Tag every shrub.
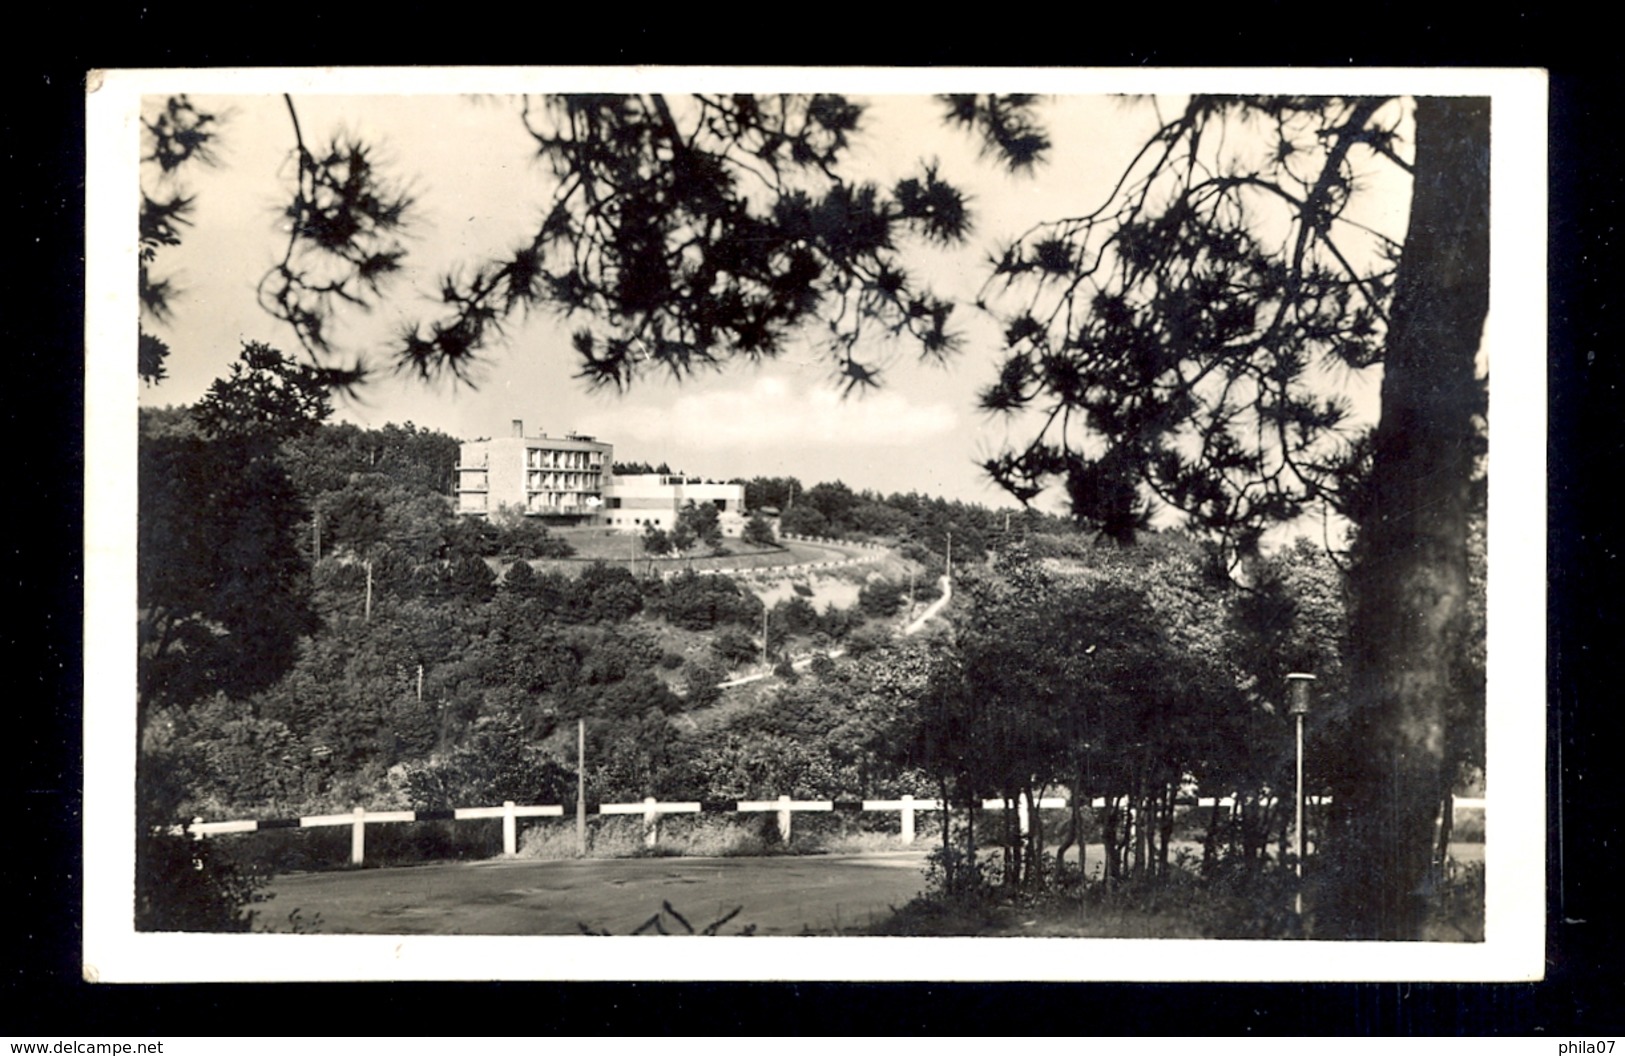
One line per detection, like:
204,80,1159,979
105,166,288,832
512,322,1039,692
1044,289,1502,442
858,578,906,617
816,604,863,641
780,505,829,537
742,513,778,547
496,517,575,559
136,828,268,931
503,559,536,592
405,715,575,810
843,623,894,658
594,671,686,720
682,659,727,710
135,743,270,931
656,570,758,630
711,627,760,666
573,562,643,621
773,594,820,636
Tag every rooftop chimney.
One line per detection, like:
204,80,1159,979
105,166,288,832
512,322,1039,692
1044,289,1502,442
511,419,524,438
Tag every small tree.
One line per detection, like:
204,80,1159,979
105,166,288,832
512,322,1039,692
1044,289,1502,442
742,512,778,548
669,520,698,564
682,658,727,711
858,578,907,618
192,341,334,442
642,523,673,562
711,627,760,668
502,559,536,593
780,505,829,537
676,500,726,553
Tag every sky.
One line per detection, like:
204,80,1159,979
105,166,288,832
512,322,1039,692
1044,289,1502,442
129,77,1403,512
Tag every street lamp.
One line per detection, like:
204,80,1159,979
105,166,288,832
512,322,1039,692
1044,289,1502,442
1286,672,1315,917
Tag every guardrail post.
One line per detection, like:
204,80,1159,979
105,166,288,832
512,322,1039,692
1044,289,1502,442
644,796,659,848
900,795,915,845
503,800,517,856
351,806,366,866
778,794,792,844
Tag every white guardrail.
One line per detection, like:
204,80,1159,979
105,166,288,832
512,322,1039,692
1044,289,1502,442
173,795,1486,867
662,534,886,582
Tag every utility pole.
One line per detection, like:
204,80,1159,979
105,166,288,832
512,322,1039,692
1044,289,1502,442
576,719,587,858
762,606,770,667
945,529,953,581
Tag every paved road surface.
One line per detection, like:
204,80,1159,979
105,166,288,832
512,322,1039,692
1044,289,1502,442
260,842,1484,936
262,852,931,936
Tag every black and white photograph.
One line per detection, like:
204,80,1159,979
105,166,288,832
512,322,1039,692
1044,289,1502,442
82,67,1548,983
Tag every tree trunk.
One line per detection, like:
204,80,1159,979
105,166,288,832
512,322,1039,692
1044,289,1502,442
1001,793,1018,892
965,798,976,887
1025,786,1044,888
1202,798,1222,877
1102,799,1119,889
1157,784,1174,878
1133,795,1148,878
1323,97,1490,940
1435,791,1455,880
1057,775,1081,879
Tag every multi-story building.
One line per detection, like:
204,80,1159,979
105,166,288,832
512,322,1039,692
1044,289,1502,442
454,422,747,533
455,420,612,524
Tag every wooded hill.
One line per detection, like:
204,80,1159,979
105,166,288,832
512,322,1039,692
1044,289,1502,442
138,400,1079,826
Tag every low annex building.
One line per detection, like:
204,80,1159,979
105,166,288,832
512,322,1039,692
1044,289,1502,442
603,473,746,535
455,420,745,534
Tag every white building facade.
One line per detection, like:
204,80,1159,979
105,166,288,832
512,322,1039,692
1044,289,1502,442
456,421,612,523
602,474,747,536
455,422,745,533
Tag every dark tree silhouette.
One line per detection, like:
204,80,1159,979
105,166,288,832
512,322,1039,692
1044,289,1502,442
137,428,319,722
138,342,335,721
140,94,413,390
139,95,222,384
256,94,414,389
960,94,1489,939
392,94,971,391
192,341,334,442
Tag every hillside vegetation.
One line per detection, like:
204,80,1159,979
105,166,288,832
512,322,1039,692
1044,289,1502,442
139,408,1057,833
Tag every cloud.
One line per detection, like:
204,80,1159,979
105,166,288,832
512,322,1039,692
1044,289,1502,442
580,376,958,452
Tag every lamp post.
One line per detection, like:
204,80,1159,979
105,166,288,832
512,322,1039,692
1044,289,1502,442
1286,672,1315,917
